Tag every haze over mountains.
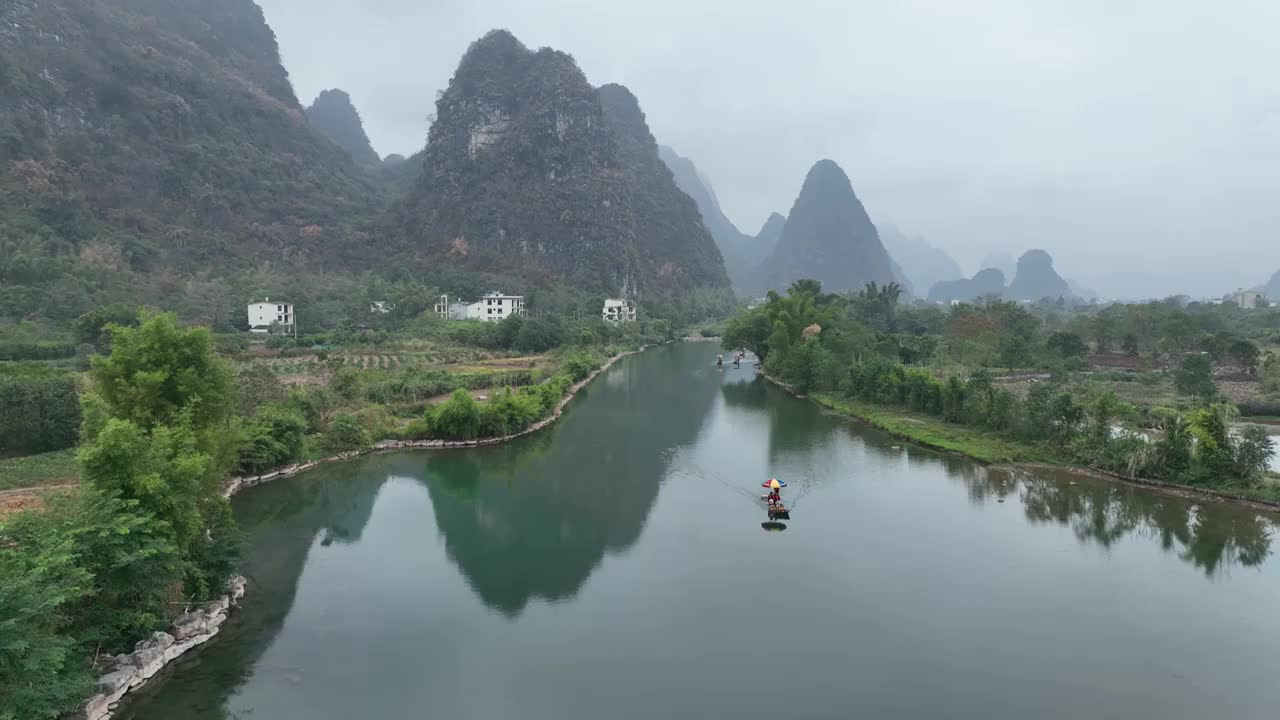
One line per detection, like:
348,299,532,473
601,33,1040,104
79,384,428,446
2,0,1269,322
249,0,1278,300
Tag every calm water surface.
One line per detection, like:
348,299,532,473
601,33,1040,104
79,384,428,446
123,344,1280,719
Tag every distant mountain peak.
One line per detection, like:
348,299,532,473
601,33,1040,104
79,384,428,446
760,159,895,293
658,145,764,292
928,268,1007,303
878,224,964,296
1006,249,1071,301
306,89,381,168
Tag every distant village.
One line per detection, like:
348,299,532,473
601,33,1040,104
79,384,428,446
247,293,637,334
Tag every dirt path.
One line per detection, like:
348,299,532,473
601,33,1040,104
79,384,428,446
0,482,79,516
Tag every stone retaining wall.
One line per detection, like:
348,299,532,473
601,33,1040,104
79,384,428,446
74,577,247,720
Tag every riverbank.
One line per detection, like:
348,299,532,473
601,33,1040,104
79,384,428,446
764,375,1280,513
223,344,652,497
87,345,650,719
75,577,247,720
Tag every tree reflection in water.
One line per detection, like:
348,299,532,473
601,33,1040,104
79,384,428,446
957,465,1276,577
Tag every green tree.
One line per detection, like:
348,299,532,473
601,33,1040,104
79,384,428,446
322,414,369,453
1226,339,1260,373
88,312,235,436
0,523,94,720
1175,354,1217,399
78,418,213,562
721,310,772,362
1046,331,1088,360
239,406,307,473
430,390,482,439
73,303,141,350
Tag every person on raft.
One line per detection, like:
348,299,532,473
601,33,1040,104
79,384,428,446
767,488,782,507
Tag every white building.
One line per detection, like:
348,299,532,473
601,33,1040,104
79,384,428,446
436,292,525,322
370,301,393,314
602,298,637,323
248,298,294,334
1233,289,1266,309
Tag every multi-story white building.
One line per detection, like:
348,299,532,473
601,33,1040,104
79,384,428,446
1233,289,1266,310
248,298,294,334
436,292,525,322
602,298,637,323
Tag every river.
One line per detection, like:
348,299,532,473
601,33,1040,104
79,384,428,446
121,343,1280,719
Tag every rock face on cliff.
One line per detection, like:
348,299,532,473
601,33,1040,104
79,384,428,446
306,89,382,168
879,225,964,297
658,145,762,290
928,268,1008,303
598,87,728,292
0,0,380,264
394,31,728,297
395,31,644,295
1006,249,1071,301
761,160,896,293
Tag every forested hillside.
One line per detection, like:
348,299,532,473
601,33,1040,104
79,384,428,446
658,145,767,291
1,13,731,331
597,85,728,294
306,89,383,168
1,0,384,322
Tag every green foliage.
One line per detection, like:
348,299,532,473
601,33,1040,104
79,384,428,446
88,313,235,436
0,373,80,454
0,489,187,718
0,341,77,361
1046,331,1088,360
322,414,369,453
0,449,78,492
1174,354,1217,399
78,418,212,563
429,390,482,440
0,514,95,720
73,304,141,350
562,352,602,382
513,317,568,353
1263,353,1280,397
478,388,542,437
724,280,1278,490
239,406,307,473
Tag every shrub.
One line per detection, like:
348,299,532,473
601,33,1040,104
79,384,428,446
238,406,307,473
429,390,482,439
0,341,77,361
563,352,600,382
478,388,541,437
0,373,81,454
322,414,369,453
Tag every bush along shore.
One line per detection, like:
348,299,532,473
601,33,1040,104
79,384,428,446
727,281,1277,509
765,373,1280,513
224,344,650,497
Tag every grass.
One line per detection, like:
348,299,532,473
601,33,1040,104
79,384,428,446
0,449,80,492
808,393,1056,465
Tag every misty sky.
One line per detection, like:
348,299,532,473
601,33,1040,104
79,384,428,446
256,0,1278,299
